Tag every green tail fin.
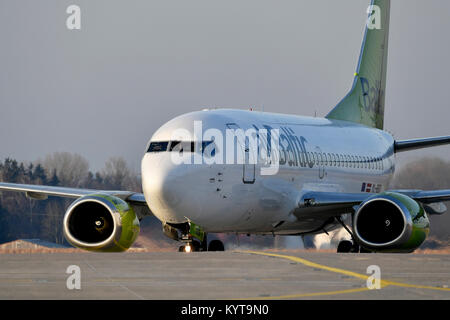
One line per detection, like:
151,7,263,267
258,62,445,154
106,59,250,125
326,0,390,130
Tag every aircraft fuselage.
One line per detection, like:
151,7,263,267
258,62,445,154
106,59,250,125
141,109,394,235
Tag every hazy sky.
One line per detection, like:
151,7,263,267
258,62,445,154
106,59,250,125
1,0,450,173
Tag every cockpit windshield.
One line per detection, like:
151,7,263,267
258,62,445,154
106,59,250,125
147,141,215,155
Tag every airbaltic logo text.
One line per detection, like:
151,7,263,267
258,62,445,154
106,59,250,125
169,121,281,176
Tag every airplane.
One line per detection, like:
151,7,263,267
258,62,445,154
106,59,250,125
1,0,450,254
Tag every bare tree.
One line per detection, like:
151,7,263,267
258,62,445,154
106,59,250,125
40,152,89,188
101,157,141,192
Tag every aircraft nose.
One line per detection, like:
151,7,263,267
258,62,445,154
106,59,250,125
141,153,189,223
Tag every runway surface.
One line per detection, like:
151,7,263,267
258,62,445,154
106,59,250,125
0,250,449,299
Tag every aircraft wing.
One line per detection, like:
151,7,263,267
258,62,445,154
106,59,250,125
299,189,450,216
389,189,450,204
0,182,150,215
395,136,450,152
0,182,97,199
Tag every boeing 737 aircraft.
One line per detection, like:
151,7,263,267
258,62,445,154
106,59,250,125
1,0,450,253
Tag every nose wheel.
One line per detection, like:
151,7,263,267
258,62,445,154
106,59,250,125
170,222,225,252
178,238,224,252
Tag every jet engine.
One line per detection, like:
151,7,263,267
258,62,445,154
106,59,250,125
353,192,430,253
63,194,140,252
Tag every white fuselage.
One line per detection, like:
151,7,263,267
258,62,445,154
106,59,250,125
141,109,395,235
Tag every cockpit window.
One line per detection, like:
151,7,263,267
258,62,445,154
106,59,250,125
147,140,216,155
147,141,169,152
169,141,195,152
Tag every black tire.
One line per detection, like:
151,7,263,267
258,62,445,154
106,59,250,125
178,245,185,252
208,239,225,251
192,240,201,252
351,244,360,253
337,240,353,253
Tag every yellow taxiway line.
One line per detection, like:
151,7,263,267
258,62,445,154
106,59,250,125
237,251,450,299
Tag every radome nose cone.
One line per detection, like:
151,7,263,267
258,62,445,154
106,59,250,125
142,154,187,223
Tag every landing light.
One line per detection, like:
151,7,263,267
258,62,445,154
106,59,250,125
185,245,192,253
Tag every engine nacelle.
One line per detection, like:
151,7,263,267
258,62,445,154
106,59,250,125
63,194,140,252
353,192,430,253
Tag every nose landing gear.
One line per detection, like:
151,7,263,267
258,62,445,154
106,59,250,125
178,241,225,252
165,222,225,252
179,238,225,252
179,239,203,252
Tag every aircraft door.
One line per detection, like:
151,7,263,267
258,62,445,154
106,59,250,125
226,123,256,184
243,138,256,183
